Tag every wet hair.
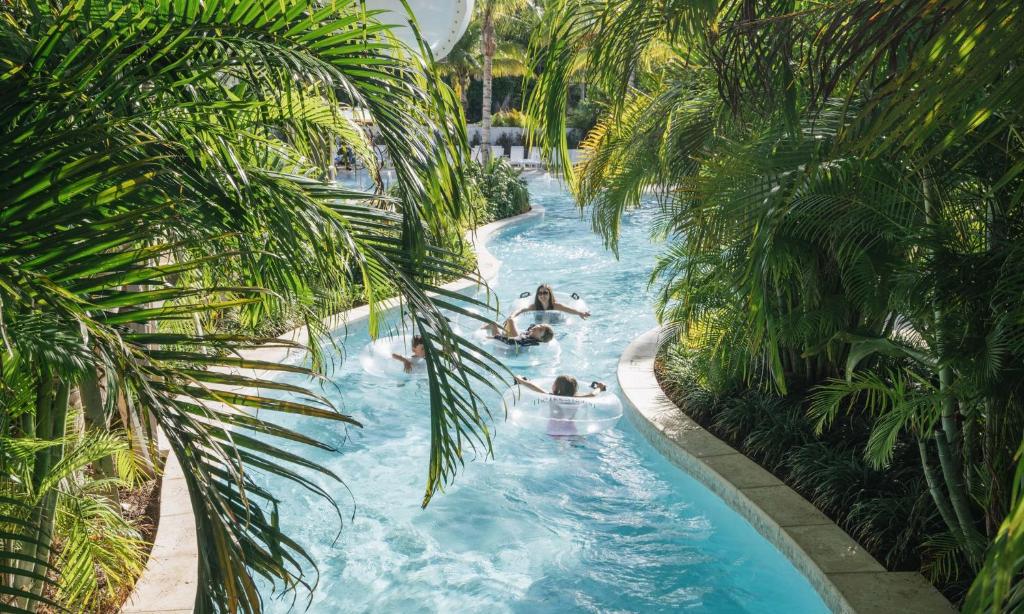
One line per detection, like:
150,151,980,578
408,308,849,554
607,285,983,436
533,324,554,342
532,284,557,311
552,375,578,397
412,335,425,349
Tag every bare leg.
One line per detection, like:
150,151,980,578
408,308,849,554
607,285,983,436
483,321,502,336
502,317,519,337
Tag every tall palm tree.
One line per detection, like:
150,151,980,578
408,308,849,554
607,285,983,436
0,1,506,611
440,21,530,114
478,0,536,161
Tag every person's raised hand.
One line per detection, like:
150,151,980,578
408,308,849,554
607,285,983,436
579,310,591,319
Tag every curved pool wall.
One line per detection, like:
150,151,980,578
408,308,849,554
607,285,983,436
255,175,830,613
620,328,956,614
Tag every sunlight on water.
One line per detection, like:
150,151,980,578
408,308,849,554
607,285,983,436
257,176,828,613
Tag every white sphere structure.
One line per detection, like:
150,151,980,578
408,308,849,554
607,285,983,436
365,0,474,60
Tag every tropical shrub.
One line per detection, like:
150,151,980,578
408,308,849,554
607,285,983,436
467,158,531,223
529,1,1024,605
492,110,527,128
1,418,150,611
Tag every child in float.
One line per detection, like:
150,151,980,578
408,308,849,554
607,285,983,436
482,317,555,347
513,375,608,437
511,284,590,319
391,335,426,373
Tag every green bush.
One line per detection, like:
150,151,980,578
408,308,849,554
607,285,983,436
467,157,530,224
491,109,526,128
566,97,601,133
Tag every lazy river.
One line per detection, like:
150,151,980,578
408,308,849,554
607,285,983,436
258,175,829,613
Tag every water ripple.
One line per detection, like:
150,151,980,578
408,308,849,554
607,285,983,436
257,178,828,614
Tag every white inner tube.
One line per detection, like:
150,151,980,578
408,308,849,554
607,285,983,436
472,328,561,367
511,294,589,326
502,377,623,436
359,336,427,378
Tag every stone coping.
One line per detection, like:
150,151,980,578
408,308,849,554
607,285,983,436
122,433,198,613
120,206,543,613
618,326,958,614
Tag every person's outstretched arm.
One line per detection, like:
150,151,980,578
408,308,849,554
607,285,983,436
554,303,590,319
575,382,607,397
510,304,535,318
391,353,414,373
514,375,548,394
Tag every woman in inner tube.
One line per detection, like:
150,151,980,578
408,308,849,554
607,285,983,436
513,374,607,397
511,284,590,320
513,375,608,437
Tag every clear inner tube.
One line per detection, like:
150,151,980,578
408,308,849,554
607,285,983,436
501,377,623,436
359,336,427,378
471,328,562,367
511,292,588,326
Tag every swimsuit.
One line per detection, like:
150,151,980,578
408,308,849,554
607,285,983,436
493,324,541,347
493,334,540,347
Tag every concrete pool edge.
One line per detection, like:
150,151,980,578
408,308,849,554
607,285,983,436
121,431,198,613
119,206,543,613
618,326,957,614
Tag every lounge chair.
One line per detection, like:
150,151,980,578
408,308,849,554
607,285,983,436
509,146,526,168
490,145,505,160
525,148,543,169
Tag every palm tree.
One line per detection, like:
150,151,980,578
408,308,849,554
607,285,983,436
526,0,1024,606
441,22,484,111
1,1,506,611
478,0,536,161
440,21,530,115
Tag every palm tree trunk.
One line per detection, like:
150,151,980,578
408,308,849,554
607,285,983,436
934,428,982,557
481,10,495,164
11,375,52,608
922,174,959,448
458,76,469,114
922,172,980,553
22,376,70,604
81,364,117,478
919,435,960,537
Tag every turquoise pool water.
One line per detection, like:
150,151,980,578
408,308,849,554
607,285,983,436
259,175,829,613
